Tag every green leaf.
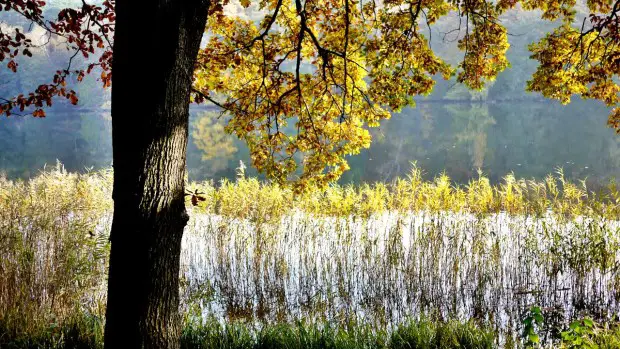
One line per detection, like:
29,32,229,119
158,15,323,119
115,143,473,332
534,313,544,324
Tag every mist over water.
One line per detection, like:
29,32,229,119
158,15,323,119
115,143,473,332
1,99,618,185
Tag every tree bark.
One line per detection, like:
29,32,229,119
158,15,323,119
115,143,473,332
104,1,209,348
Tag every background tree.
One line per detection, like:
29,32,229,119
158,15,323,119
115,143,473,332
191,111,240,176
2,0,620,348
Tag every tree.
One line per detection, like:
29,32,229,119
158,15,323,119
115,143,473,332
105,2,210,348
1,0,620,348
1,1,210,348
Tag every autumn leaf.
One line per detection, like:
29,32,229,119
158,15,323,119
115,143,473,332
69,93,79,105
7,60,17,72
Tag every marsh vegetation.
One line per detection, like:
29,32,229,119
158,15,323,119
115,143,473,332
1,164,619,347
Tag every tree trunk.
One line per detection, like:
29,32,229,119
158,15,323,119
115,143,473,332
104,1,209,348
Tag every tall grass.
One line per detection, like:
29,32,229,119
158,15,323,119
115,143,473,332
0,164,111,341
1,163,619,346
190,167,620,222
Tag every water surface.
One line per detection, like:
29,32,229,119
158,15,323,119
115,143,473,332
1,99,618,185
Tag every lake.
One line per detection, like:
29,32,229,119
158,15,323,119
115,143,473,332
1,98,618,185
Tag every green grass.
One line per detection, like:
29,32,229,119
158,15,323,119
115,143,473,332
390,320,495,349
7,316,620,348
0,317,496,349
0,314,104,349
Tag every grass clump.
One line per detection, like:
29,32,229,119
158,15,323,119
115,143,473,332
255,322,386,349
0,314,104,349
391,320,494,349
181,320,255,349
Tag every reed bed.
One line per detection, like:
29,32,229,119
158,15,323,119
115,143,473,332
0,164,111,340
1,164,619,346
189,167,620,222
180,210,620,335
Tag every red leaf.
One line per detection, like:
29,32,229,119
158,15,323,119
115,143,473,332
7,60,17,72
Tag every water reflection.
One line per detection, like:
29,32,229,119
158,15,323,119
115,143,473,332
0,99,618,184
0,110,112,178
343,100,620,185
180,211,620,340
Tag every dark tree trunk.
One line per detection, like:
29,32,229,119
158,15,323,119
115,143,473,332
104,1,209,348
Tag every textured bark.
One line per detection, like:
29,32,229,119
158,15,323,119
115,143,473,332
104,1,209,348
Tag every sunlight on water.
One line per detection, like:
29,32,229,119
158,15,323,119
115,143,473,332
180,211,620,336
